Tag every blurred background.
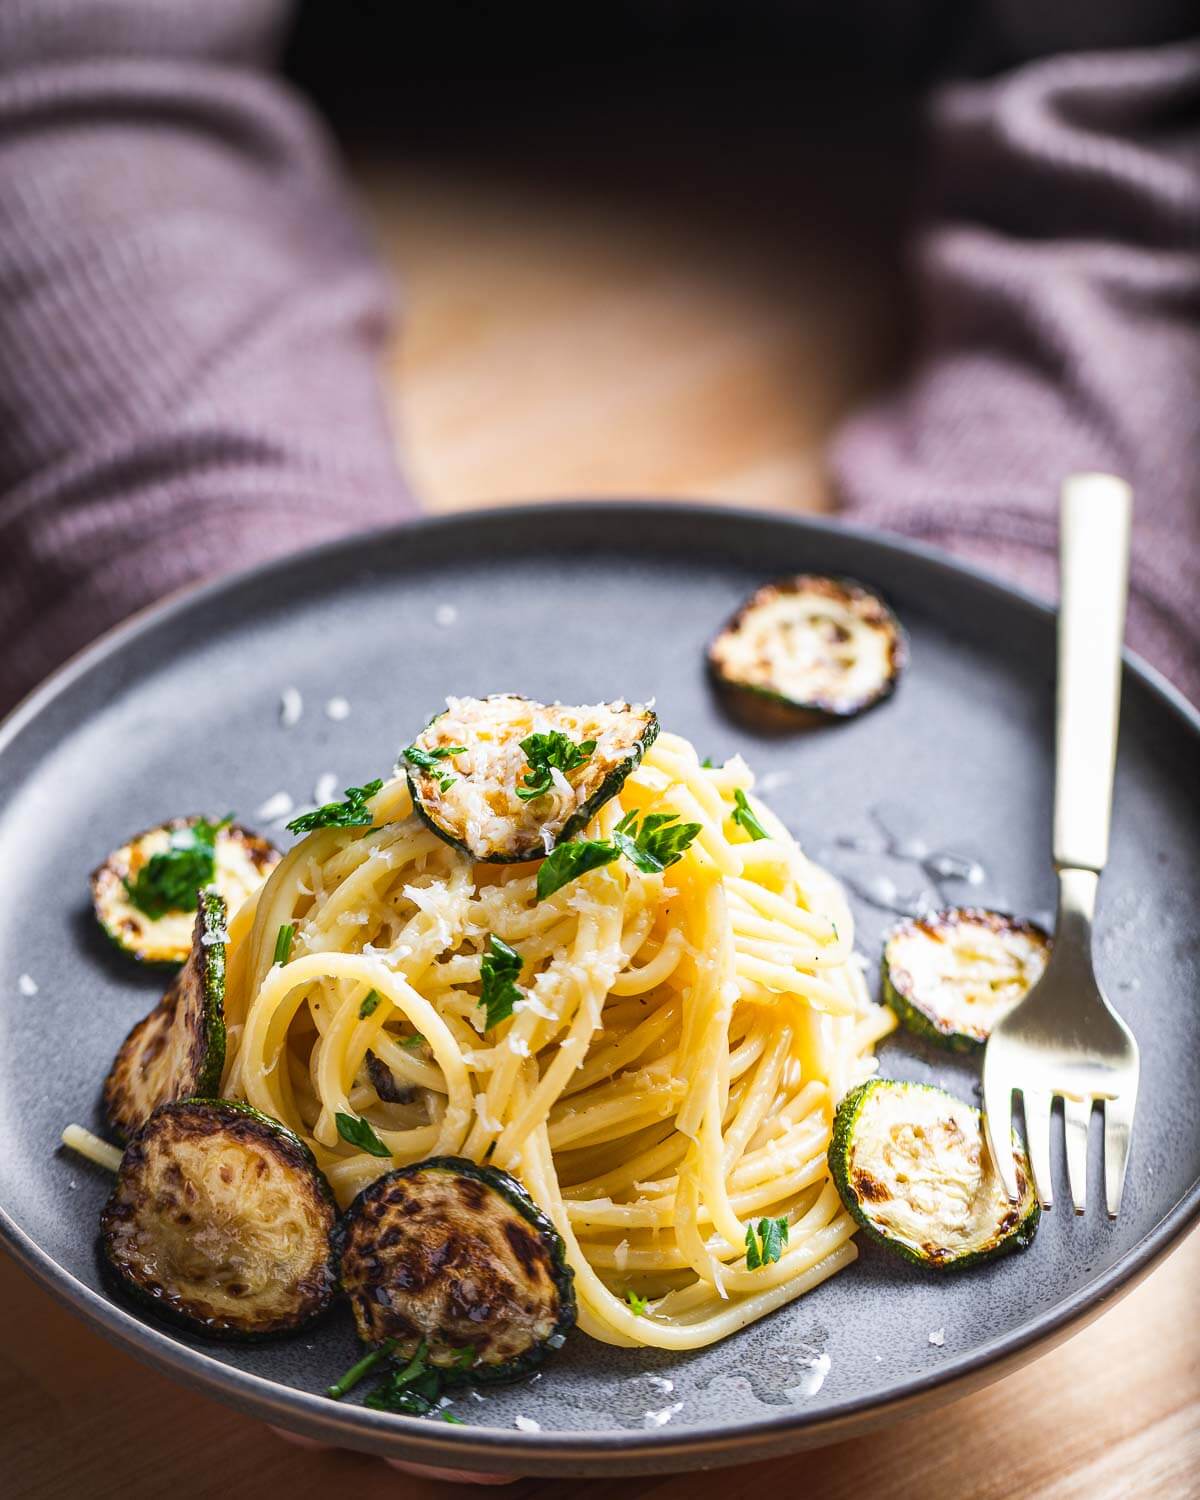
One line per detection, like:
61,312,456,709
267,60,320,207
284,3,918,512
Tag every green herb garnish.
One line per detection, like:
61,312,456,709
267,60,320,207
123,816,229,920
535,838,621,901
327,1339,397,1399
403,744,467,771
359,988,382,1019
441,1411,466,1425
286,780,383,835
403,744,465,794
479,934,524,1029
611,809,703,873
335,1111,391,1158
701,757,716,769
401,1032,426,1050
745,1215,789,1270
731,788,769,842
363,1340,443,1415
535,808,702,900
624,1288,649,1317
516,731,597,802
273,922,295,966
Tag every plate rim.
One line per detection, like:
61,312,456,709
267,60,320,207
2,499,1198,1474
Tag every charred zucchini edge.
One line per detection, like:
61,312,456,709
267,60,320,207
407,700,659,863
882,908,1053,1053
335,1154,577,1381
100,1097,338,1341
828,1079,1040,1272
708,574,908,722
102,891,227,1141
90,817,278,966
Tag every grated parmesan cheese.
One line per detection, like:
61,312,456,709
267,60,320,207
313,772,339,805
279,687,303,728
17,973,38,996
255,790,294,824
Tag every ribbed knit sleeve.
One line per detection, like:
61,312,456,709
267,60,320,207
833,38,1200,705
0,0,413,714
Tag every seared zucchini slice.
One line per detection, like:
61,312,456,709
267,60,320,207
829,1079,1039,1270
709,575,906,720
336,1156,576,1379
103,893,227,1141
101,1098,337,1338
883,908,1052,1051
405,695,658,862
91,816,279,965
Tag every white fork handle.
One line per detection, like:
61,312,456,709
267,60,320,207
1053,474,1133,874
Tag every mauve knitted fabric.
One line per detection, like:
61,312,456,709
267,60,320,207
832,38,1200,703
0,1,413,712
1,3,1197,713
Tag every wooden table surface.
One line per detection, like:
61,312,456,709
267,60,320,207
4,132,1197,1498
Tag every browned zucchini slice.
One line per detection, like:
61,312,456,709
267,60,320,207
103,892,227,1141
883,908,1052,1051
709,575,906,720
336,1156,576,1380
91,816,278,965
101,1099,337,1338
404,695,657,862
829,1079,1040,1270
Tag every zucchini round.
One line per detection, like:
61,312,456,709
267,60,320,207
91,816,279,965
101,1098,338,1338
103,892,227,1141
336,1156,576,1380
829,1079,1039,1271
405,695,658,862
709,575,906,721
883,908,1052,1051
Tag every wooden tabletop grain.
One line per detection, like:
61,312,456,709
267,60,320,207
3,139,1197,1499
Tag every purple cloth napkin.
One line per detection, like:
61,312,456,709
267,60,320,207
1,2,1197,714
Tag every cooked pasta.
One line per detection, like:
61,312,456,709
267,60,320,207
220,730,894,1350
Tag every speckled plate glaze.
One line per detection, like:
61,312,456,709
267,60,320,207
0,503,1197,1478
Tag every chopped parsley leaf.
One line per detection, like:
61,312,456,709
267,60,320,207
611,809,703,873
479,934,524,1029
535,808,701,900
123,816,230,920
440,1411,466,1425
286,779,383,835
364,1340,442,1415
745,1215,789,1270
273,922,295,966
404,744,466,772
516,731,597,802
359,988,382,1019
327,1339,397,1399
535,837,620,901
731,788,770,841
401,1032,426,1050
335,1111,391,1158
404,744,465,794
624,1288,649,1317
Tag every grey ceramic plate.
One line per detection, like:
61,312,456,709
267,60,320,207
1,503,1197,1478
